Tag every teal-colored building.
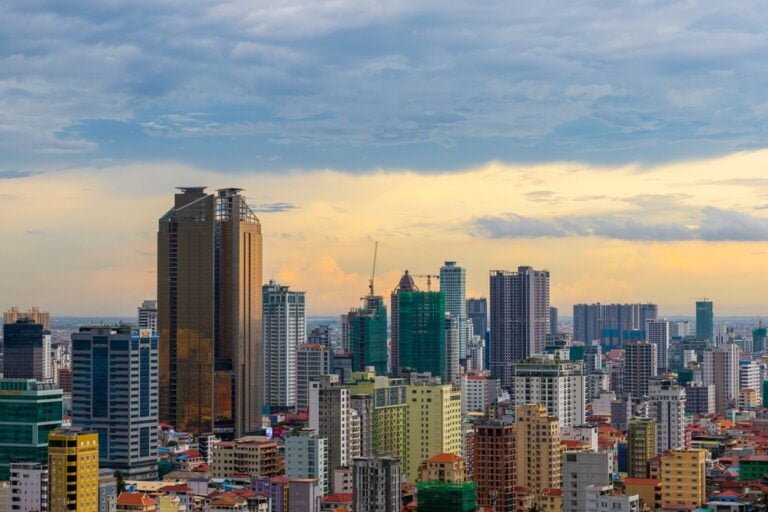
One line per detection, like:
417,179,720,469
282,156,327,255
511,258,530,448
417,481,478,512
754,327,767,353
0,379,63,479
348,295,388,376
397,291,447,381
696,300,714,341
740,455,768,481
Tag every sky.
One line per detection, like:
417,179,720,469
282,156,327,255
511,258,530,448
2,1,768,316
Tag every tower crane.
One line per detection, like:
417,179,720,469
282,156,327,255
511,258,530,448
368,241,378,297
413,274,440,291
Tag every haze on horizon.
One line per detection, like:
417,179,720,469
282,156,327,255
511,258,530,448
2,1,768,317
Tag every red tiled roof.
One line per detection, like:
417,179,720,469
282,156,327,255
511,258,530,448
540,488,562,497
427,453,463,463
157,484,192,493
322,493,353,503
117,493,156,507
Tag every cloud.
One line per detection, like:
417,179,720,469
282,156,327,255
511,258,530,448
251,202,299,213
0,170,37,179
475,207,768,242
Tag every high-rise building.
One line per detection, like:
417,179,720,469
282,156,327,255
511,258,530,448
647,377,686,454
444,313,460,384
474,419,515,512
0,380,63,480
352,456,400,512
285,430,328,494
9,462,48,512
48,427,99,512
158,187,263,437
514,404,561,494
702,343,739,413
466,298,487,339
349,374,407,464
685,382,715,415
658,449,706,510
296,343,332,412
489,267,550,388
510,357,585,428
405,382,461,481
740,359,762,401
624,341,657,398
262,281,305,411
346,296,387,376
753,326,767,353
695,300,714,342
2,319,52,381
440,262,468,361
549,307,558,335
563,451,614,512
627,418,656,478
390,271,418,376
395,284,447,382
573,304,657,347
308,325,331,346
309,375,350,479
71,325,158,479
646,319,670,373
137,300,158,333
3,307,50,330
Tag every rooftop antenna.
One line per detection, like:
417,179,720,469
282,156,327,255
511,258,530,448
368,241,378,297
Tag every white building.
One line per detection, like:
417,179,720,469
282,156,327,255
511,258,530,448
309,375,350,480
510,356,585,428
445,313,460,385
459,375,499,416
440,261,468,362
296,343,331,412
670,320,693,338
9,462,47,512
646,319,670,373
648,377,687,453
137,300,158,333
560,425,598,451
563,452,614,512
585,485,640,512
703,343,740,413
740,359,762,401
285,430,328,494
263,281,306,410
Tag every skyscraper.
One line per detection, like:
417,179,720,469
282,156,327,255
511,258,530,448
440,262,468,361
2,319,51,381
390,271,417,376
489,267,550,388
549,306,558,335
646,319,670,373
346,296,387,376
573,303,657,347
396,285,447,381
696,300,714,342
510,357,585,427
71,325,158,479
647,376,686,454
263,281,305,411
158,187,263,437
137,300,158,333
624,341,657,399
296,343,332,412
466,298,487,338
702,343,739,413
309,375,350,480
474,419,515,512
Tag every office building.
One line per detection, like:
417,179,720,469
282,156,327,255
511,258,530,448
310,375,350,477
647,377,686,454
0,380,63,480
296,343,331,412
584,486,640,512
753,326,767,353
627,418,656,478
702,343,739,413
211,436,279,478
158,187,263,437
345,295,387,376
685,382,714,415
563,451,614,512
466,298,487,340
71,325,158,480
440,262,468,361
390,270,417,377
285,430,328,494
352,456,400,512
572,303,657,347
549,306,558,335
405,382,461,481
9,462,48,512
349,374,407,464
489,267,550,388
3,307,50,330
445,313,460,384
646,319,670,373
624,341,657,398
395,282,447,381
137,300,158,333
474,419,515,512
510,357,585,427
514,404,561,494
48,428,99,512
658,449,706,510
2,319,52,381
263,281,305,411
696,300,714,342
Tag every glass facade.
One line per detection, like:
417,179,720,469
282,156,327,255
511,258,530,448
348,296,388,376
397,291,447,381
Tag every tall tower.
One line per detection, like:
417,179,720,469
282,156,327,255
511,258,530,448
440,262,468,362
624,341,657,399
262,281,305,411
2,319,51,381
514,404,561,494
696,300,714,342
646,318,670,373
390,270,417,376
158,187,263,437
647,376,686,454
489,267,550,388
346,295,388,376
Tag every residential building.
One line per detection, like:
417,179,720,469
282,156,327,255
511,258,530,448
98,470,117,512
352,457,400,512
647,376,686,454
646,319,670,373
584,486,639,512
658,449,707,510
549,306,558,335
445,313,460,384
562,451,614,512
390,270,418,377
510,357,585,428
696,300,714,342
703,343,739,413
211,436,279,478
3,307,50,330
623,478,661,511
624,341,657,398
308,325,331,346
2,319,52,381
405,382,462,481
466,298,487,339
296,343,332,412
285,430,328,494
514,404,561,494
685,382,715,415
740,359,762,401
345,295,387,376
0,380,63,480
158,187,263,437
418,453,466,483
474,419,515,512
349,374,407,464
459,375,499,416
137,300,158,333
9,462,48,512
115,493,157,512
310,375,350,478
573,303,657,348
71,325,158,479
440,262,468,361
287,479,321,512
489,267,550,388
263,281,306,411
627,418,656,478
48,428,99,512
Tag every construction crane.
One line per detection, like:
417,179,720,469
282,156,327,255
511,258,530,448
413,274,440,291
368,241,378,297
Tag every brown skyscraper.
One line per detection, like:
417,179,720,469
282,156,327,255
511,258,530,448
158,187,263,437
